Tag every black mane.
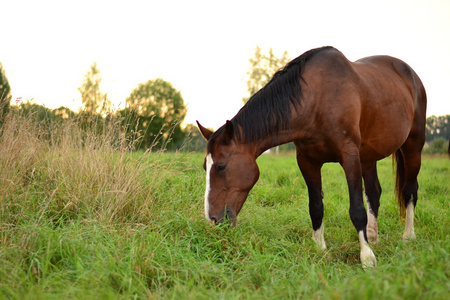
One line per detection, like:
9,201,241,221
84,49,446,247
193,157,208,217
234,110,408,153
212,46,336,145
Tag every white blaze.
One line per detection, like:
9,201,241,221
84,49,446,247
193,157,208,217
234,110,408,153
204,154,213,221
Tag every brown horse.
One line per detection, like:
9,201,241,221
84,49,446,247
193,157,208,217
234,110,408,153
197,46,426,268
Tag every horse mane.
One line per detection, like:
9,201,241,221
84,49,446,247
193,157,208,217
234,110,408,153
220,46,336,145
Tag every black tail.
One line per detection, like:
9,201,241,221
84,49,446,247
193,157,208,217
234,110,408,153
393,149,406,218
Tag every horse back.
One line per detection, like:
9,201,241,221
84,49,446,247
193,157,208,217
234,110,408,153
297,49,426,162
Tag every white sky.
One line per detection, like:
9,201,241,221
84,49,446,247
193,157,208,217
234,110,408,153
2,0,450,129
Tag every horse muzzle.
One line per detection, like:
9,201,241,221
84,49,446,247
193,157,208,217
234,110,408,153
208,207,237,226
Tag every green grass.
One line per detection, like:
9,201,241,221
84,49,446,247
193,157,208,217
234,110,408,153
0,115,449,299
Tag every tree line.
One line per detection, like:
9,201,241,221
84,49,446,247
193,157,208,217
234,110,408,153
425,114,450,155
0,62,197,151
1,52,449,154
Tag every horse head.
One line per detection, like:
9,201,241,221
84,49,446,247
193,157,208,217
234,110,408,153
197,120,260,225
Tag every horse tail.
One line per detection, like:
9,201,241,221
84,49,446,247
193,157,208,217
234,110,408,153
393,149,406,218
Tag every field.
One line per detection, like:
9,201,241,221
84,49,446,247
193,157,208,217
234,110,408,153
0,115,449,299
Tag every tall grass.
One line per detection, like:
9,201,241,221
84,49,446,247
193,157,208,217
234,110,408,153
0,112,187,227
0,113,448,299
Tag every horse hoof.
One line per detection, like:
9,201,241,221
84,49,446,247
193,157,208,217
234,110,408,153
361,248,377,269
402,232,416,241
312,226,327,252
362,256,377,269
312,237,327,252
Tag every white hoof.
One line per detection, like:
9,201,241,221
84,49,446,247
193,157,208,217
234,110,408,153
403,201,416,241
313,224,327,251
361,247,377,269
403,231,416,241
359,231,377,268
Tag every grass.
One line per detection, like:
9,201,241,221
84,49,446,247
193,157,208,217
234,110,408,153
0,114,449,299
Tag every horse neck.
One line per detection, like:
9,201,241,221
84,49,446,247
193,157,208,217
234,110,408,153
234,102,304,157
246,128,299,157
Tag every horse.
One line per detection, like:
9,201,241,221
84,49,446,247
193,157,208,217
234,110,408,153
196,46,427,268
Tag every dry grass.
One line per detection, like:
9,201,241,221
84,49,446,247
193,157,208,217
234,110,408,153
0,111,185,228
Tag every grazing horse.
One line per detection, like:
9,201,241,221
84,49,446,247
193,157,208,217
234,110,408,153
197,46,426,268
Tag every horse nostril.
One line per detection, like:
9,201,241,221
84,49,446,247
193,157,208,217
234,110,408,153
226,207,235,219
210,217,217,224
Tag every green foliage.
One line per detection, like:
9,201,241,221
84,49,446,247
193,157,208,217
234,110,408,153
426,115,450,142
126,78,186,123
182,123,207,152
78,62,111,114
12,102,71,121
243,46,290,104
0,112,448,299
3,61,189,152
0,62,11,122
123,78,187,150
7,99,188,152
8,103,76,142
424,114,450,155
423,138,449,155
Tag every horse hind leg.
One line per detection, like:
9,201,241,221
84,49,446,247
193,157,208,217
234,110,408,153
402,152,420,241
403,194,416,240
395,141,423,241
362,162,382,243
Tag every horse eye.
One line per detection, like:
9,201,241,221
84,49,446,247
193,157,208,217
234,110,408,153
217,165,226,173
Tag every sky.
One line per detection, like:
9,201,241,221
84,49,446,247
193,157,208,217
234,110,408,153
2,0,450,129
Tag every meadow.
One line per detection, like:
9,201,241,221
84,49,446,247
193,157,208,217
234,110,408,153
0,114,449,299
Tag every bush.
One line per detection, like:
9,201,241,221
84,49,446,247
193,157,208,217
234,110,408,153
422,138,448,155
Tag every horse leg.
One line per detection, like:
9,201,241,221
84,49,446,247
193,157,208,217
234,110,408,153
399,142,423,241
340,151,377,268
362,162,382,243
296,155,326,251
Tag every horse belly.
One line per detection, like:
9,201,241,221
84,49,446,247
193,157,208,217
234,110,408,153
359,102,414,162
360,135,405,162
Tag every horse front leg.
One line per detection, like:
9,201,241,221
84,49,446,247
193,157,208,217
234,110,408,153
296,155,326,251
341,153,377,268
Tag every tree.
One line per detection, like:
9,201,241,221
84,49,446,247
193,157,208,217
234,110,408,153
423,138,448,155
0,62,11,122
53,106,76,120
78,62,111,114
124,78,187,150
183,123,207,152
426,115,450,142
243,46,290,103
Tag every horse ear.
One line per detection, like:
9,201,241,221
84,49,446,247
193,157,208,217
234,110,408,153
196,121,214,140
223,120,234,143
